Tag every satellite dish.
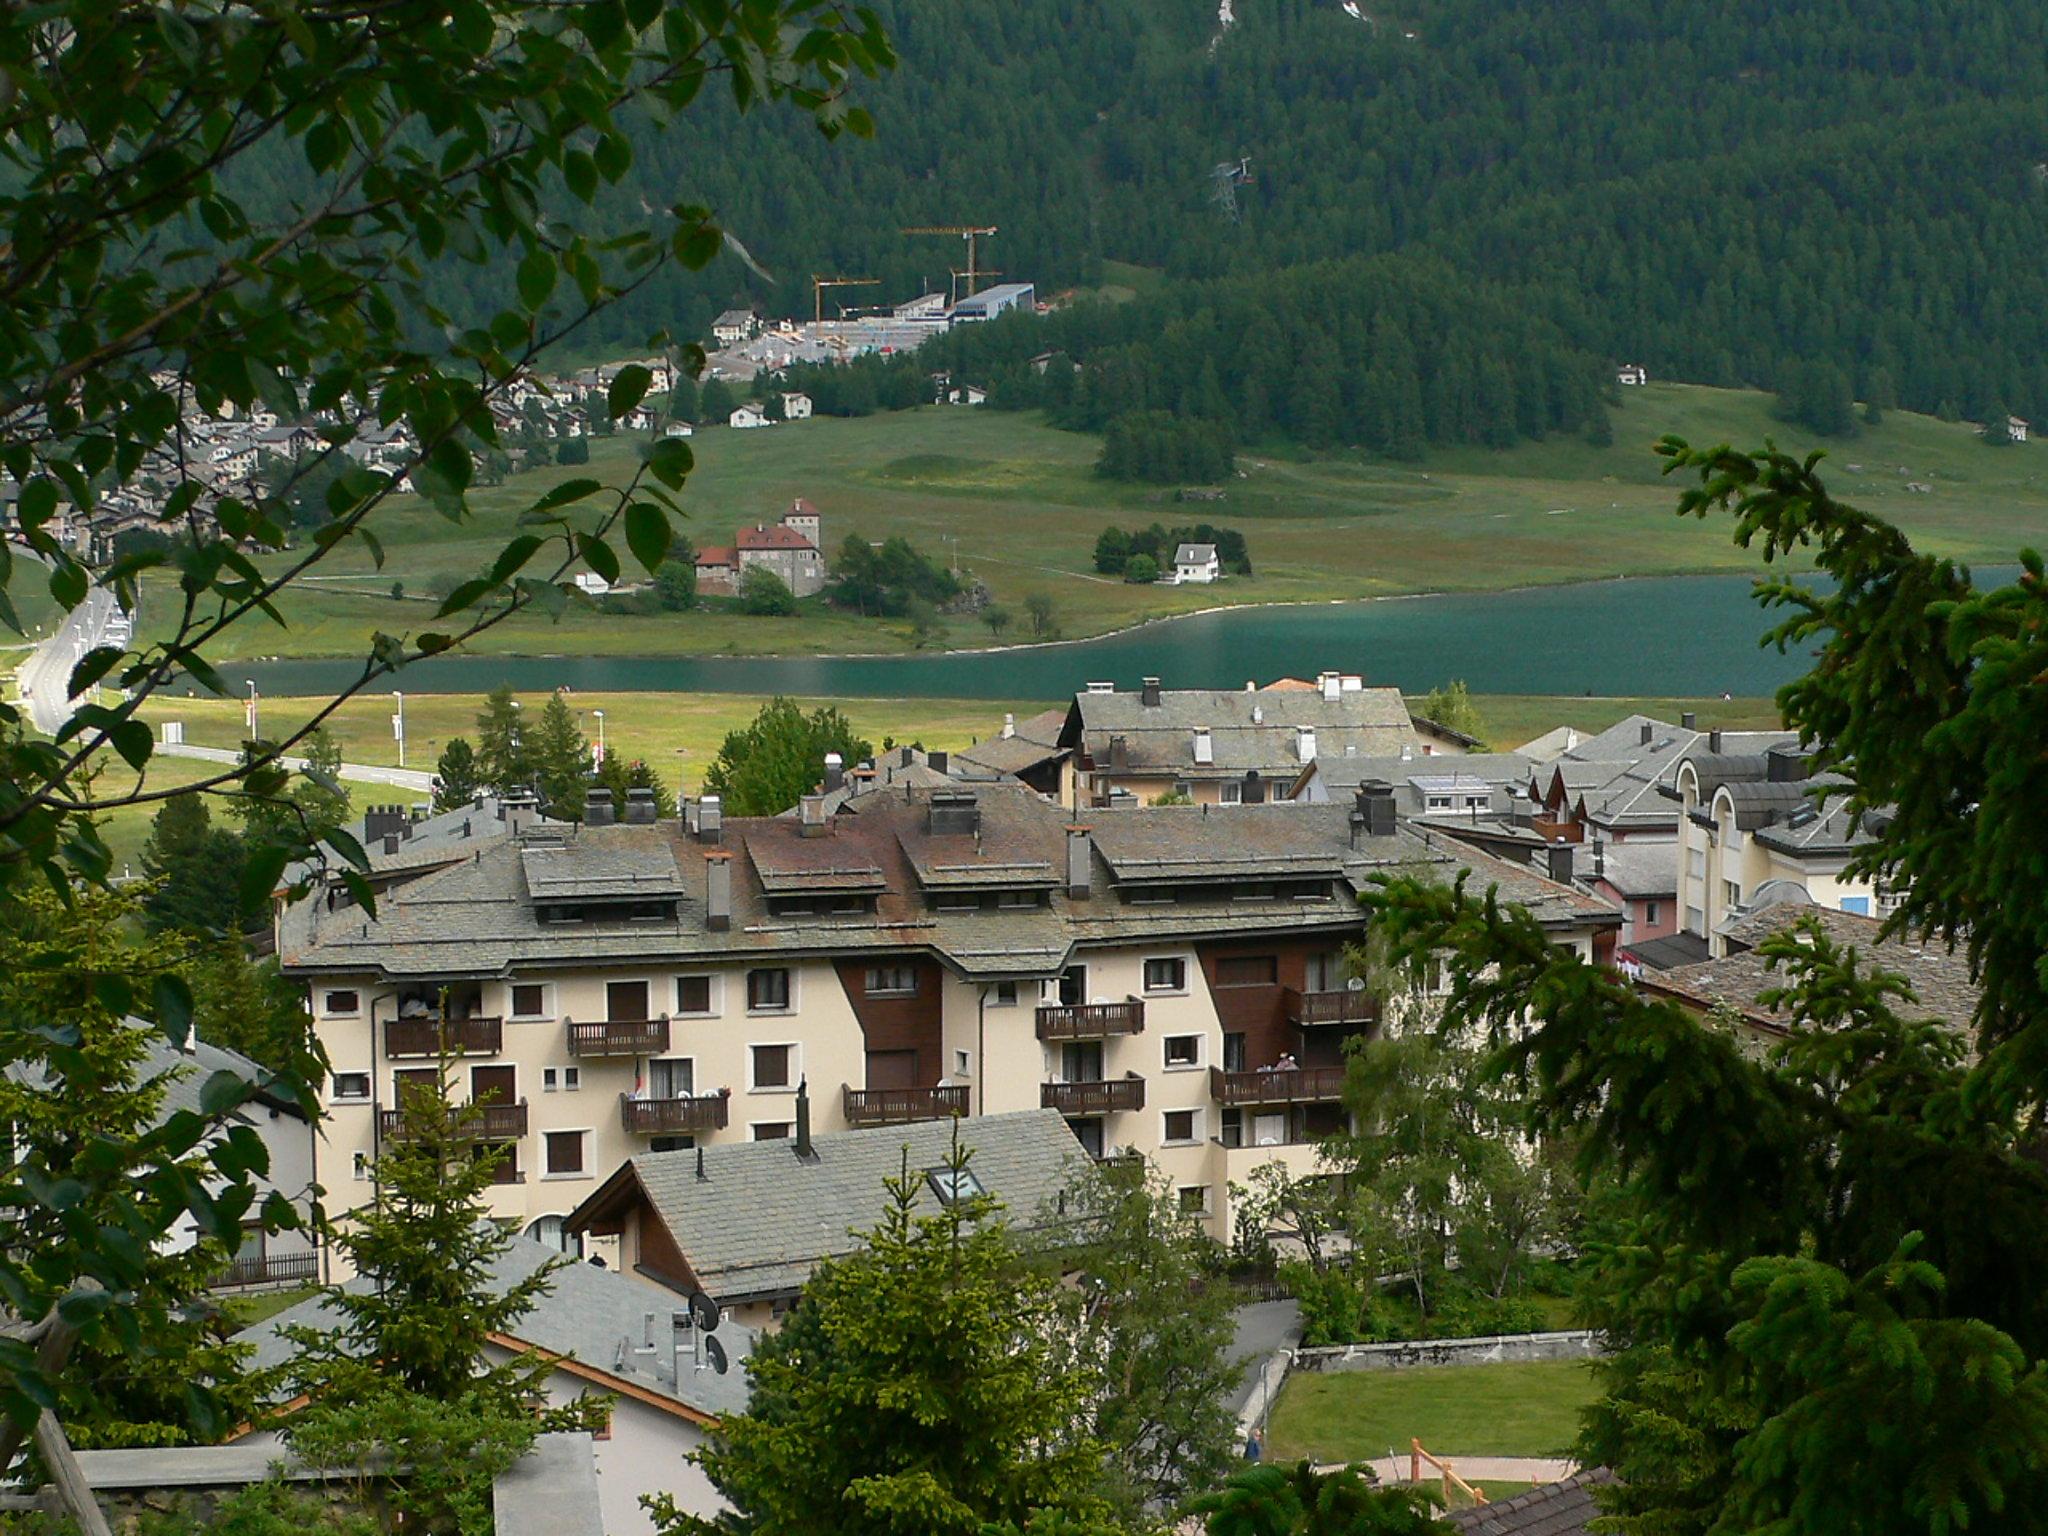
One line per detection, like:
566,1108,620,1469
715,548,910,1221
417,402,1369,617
689,1289,721,1332
1345,977,1365,992
704,1335,729,1375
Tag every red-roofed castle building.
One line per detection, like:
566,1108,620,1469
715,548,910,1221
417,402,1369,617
695,500,826,597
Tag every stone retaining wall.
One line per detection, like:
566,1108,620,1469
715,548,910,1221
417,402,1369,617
1292,1329,1602,1373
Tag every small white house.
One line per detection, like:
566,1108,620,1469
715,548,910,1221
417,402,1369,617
730,405,769,430
573,571,611,597
945,384,988,406
780,391,813,421
711,309,759,347
1617,363,1648,387
664,421,694,438
2009,415,2031,443
1173,542,1222,584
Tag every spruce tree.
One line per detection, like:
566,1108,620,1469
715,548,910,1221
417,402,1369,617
473,685,530,794
431,737,483,812
529,690,589,820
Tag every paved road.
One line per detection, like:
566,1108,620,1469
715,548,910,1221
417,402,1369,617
154,741,435,794
16,585,121,734
1226,1299,1301,1421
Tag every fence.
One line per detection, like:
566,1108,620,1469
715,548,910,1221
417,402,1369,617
1292,1329,1602,1374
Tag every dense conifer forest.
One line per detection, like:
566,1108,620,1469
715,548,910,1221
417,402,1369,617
478,0,2048,437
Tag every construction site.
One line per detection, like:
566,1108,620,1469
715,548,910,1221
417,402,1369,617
704,225,1037,380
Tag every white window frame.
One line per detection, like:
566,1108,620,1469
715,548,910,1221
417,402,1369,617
746,967,797,1016
604,975,662,1022
747,1040,801,1094
541,1128,592,1181
1162,1033,1204,1071
322,989,363,1018
1177,1184,1212,1217
352,1151,370,1181
562,1065,580,1093
991,981,1018,1007
331,1071,371,1103
1644,900,1661,925
646,1056,697,1100
954,1048,973,1077
674,973,722,1019
1218,782,1243,806
1143,955,1189,995
508,982,552,1022
542,1067,559,1093
1161,1107,1202,1146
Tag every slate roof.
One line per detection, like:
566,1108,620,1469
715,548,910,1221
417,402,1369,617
6,1024,300,1123
520,840,686,901
1174,543,1217,564
1062,685,1420,778
1590,840,1678,898
575,1108,1086,1302
1448,1468,1615,1534
238,1235,754,1420
1301,753,1537,802
277,785,1615,987
1644,906,1978,1035
1624,931,1710,970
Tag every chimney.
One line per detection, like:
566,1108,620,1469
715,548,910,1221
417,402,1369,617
1295,726,1317,763
1708,729,1724,754
1140,677,1162,707
929,750,948,776
900,745,914,768
1766,745,1811,782
1319,671,1341,703
1355,781,1396,838
1065,824,1092,899
823,752,845,792
383,833,400,856
1348,809,1368,850
1001,713,1016,739
1546,842,1575,885
1640,721,1653,746
1108,734,1129,771
1085,680,1115,694
585,788,616,826
624,787,657,824
794,1078,817,1161
1192,727,1213,765
1681,711,1698,730
1592,839,1606,879
365,804,406,843
697,795,722,844
705,849,731,931
1243,769,1265,805
504,792,538,835
696,1146,707,1182
799,793,830,836
1251,703,1264,725
1399,741,1413,762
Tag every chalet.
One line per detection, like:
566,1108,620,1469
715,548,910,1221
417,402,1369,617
2010,415,2031,443
1616,364,1648,386
729,405,769,430
779,392,813,421
712,309,760,347
1171,542,1222,584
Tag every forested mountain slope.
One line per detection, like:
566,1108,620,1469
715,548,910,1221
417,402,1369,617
575,0,2048,422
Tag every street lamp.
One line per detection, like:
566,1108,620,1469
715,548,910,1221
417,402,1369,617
391,690,406,767
593,709,606,766
244,679,259,743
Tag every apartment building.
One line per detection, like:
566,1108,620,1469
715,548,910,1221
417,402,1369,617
1059,673,1434,809
278,780,1616,1265
1674,741,1883,957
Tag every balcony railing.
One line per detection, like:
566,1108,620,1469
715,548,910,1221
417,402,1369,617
1209,1064,1348,1106
1041,1074,1146,1115
1035,999,1145,1040
379,1101,527,1141
385,1015,503,1058
213,1250,320,1290
1097,1150,1146,1172
1284,987,1378,1027
620,1092,729,1135
843,1083,971,1128
568,1017,672,1057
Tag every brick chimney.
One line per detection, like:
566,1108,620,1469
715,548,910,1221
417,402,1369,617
585,788,616,826
1546,843,1575,885
705,848,732,931
1140,677,1162,707
823,752,845,793
1065,825,1092,899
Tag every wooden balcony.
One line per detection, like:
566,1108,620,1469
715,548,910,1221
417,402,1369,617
843,1083,971,1128
213,1250,320,1290
385,1015,502,1058
568,1017,671,1057
1041,1074,1146,1116
1035,998,1145,1040
620,1092,729,1135
1284,987,1378,1027
379,1101,527,1141
1209,1064,1348,1107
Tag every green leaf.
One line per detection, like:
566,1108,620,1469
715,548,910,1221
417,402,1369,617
109,719,153,771
200,1069,251,1116
533,478,602,513
580,533,621,585
608,364,653,418
626,502,671,575
517,249,558,313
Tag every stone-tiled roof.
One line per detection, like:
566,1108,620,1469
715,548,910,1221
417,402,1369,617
7,1024,300,1123
1590,840,1678,898
578,1108,1085,1303
238,1235,754,1420
1643,906,1977,1035
277,785,1615,986
1448,1469,1615,1534
520,840,686,901
1062,685,1419,778
736,523,815,551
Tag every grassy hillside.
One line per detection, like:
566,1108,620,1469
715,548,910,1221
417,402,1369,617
123,382,2048,663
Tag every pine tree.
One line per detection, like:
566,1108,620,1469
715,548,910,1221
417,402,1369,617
529,690,589,820
431,737,483,812
473,685,530,794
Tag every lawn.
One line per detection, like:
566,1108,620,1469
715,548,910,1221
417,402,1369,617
118,687,1779,796
219,1284,319,1328
1265,1360,1599,1463
119,383,2048,662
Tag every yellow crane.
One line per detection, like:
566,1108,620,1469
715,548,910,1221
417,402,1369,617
900,225,999,302
811,274,880,323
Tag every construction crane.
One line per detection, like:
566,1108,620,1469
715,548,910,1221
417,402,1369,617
811,275,880,323
900,225,998,303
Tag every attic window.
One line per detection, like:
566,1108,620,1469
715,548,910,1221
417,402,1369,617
926,1166,986,1207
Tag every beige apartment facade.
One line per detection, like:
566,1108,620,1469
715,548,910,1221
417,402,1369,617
285,782,1615,1269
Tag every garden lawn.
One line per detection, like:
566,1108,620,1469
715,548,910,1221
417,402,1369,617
1265,1360,1599,1463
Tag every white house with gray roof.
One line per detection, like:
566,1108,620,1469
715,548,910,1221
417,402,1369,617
235,1236,752,1531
